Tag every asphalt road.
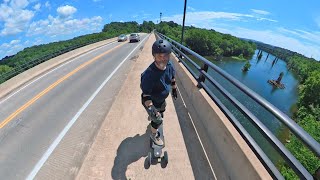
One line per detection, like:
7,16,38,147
0,33,150,180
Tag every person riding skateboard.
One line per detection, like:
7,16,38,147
140,39,178,146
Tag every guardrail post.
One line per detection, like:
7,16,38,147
197,63,208,88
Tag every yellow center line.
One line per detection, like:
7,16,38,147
0,42,126,129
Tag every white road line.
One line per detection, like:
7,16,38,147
0,41,117,105
26,34,149,180
176,85,218,180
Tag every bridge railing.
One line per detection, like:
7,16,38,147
155,31,320,179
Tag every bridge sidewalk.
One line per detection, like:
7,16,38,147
76,34,197,179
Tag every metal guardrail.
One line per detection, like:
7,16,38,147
155,31,320,179
0,37,116,84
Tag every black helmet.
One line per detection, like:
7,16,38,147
152,39,172,55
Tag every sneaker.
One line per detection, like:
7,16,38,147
150,132,163,146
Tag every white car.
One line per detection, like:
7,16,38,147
117,34,128,42
129,33,140,43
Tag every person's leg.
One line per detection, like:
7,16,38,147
149,100,166,144
149,101,164,145
141,94,163,145
158,100,166,118
149,117,163,145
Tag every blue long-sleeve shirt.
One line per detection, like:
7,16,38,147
140,60,175,104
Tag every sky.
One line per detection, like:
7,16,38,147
1,0,320,60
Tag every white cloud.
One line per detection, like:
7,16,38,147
57,5,77,18
0,9,34,36
10,0,29,9
257,17,277,22
0,4,14,21
33,38,43,45
161,11,278,24
33,3,40,11
277,27,320,47
187,6,196,11
11,44,23,50
27,15,103,36
45,1,50,8
315,17,320,28
0,39,23,58
0,39,21,49
93,0,101,2
251,9,270,15
0,1,35,36
162,11,253,25
0,43,10,49
10,39,20,44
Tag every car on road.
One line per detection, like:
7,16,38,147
129,33,140,43
117,34,128,42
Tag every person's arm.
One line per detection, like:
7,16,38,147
171,78,178,100
141,71,160,116
143,94,153,107
141,70,153,104
142,94,160,117
171,78,177,89
171,63,178,100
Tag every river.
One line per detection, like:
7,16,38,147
213,50,299,117
185,49,300,164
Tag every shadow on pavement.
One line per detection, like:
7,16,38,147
111,125,150,180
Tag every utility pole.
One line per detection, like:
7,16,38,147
181,0,187,44
160,12,162,23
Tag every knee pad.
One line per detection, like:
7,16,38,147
150,117,163,129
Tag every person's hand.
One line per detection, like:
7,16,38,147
172,88,177,100
147,105,159,118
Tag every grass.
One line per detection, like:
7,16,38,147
230,56,247,61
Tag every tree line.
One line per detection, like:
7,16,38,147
280,55,320,179
255,41,297,61
156,21,256,59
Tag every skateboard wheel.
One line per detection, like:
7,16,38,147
163,151,168,164
148,152,152,165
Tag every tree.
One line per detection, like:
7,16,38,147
276,72,284,84
242,61,251,71
156,21,256,60
0,65,13,75
298,71,320,109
